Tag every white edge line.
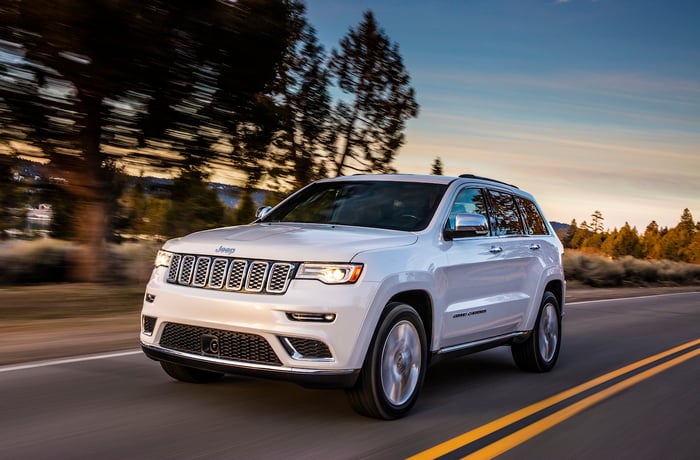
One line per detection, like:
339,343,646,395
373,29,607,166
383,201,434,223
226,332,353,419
567,290,700,306
0,350,142,373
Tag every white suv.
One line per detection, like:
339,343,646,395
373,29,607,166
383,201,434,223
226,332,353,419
141,174,565,419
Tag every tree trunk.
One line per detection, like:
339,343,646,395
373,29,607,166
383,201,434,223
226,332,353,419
66,94,109,283
335,110,358,177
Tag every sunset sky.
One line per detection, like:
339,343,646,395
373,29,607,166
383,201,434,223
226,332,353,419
305,0,700,230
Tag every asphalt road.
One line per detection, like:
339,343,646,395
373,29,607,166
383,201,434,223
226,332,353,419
1,292,698,459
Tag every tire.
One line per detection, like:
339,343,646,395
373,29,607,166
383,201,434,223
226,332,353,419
346,302,427,420
511,291,561,372
160,361,224,384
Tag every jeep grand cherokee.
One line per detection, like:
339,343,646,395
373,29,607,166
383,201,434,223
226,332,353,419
141,174,565,419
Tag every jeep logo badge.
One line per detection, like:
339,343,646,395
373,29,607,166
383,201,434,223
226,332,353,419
215,246,236,255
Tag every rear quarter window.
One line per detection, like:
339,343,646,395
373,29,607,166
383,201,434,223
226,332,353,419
515,196,549,235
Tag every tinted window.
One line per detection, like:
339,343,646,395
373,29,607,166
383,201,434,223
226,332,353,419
262,181,448,231
516,196,548,235
446,188,488,231
487,190,524,236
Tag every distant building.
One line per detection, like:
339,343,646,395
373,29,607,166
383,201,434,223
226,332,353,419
26,203,52,221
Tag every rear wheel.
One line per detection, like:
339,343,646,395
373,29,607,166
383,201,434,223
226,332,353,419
160,361,224,383
346,302,427,419
511,291,561,372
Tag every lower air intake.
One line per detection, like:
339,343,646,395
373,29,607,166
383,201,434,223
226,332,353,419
160,322,282,366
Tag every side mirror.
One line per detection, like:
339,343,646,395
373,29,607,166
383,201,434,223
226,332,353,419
444,213,489,240
256,206,273,220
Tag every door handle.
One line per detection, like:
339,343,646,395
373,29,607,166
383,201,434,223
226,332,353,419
529,244,541,250
489,246,503,254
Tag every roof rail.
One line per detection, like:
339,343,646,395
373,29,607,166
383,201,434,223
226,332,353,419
458,174,519,189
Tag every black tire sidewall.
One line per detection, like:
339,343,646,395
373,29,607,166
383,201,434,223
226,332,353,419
368,303,427,419
533,292,561,371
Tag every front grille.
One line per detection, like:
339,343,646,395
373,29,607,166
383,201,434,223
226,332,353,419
160,322,282,366
166,253,297,295
282,337,333,360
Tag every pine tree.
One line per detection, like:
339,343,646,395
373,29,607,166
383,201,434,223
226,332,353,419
328,11,419,176
641,220,661,259
164,170,225,237
0,0,290,280
609,223,642,258
234,189,257,225
657,209,697,262
590,210,604,233
272,1,332,190
431,157,444,175
563,219,578,248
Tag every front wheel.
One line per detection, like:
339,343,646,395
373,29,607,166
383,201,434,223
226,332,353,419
511,291,561,372
346,302,427,420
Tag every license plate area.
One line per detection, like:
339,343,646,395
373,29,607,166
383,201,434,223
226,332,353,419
201,334,220,357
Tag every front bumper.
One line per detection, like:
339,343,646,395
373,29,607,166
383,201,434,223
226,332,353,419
142,343,360,388
140,270,379,384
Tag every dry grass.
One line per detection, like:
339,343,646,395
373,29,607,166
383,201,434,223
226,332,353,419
0,283,145,321
564,251,700,287
0,239,159,285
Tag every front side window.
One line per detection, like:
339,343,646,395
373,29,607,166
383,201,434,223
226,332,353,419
446,187,489,231
261,181,448,231
487,190,525,236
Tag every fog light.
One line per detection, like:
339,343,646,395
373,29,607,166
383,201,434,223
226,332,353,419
286,312,336,322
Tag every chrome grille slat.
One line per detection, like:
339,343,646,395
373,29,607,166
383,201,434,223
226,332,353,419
268,263,294,293
245,261,269,292
178,255,195,285
165,254,295,295
192,257,211,287
226,260,248,290
167,254,181,283
208,258,228,289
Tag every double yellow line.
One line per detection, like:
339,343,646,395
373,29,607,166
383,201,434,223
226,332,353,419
409,338,700,460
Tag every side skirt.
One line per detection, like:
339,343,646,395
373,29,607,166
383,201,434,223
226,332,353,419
430,331,530,366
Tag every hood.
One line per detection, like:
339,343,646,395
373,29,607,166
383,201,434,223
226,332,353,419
162,223,418,261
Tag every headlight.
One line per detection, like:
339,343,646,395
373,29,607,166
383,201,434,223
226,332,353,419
296,263,363,284
155,250,173,268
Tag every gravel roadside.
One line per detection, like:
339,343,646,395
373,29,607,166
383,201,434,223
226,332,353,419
1,284,698,366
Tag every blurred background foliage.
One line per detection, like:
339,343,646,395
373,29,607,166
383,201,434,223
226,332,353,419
0,0,419,281
559,209,700,265
0,1,697,286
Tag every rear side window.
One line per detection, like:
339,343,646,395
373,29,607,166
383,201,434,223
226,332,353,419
487,190,524,236
516,196,549,235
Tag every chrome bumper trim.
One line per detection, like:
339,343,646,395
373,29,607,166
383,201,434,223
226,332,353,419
141,343,352,376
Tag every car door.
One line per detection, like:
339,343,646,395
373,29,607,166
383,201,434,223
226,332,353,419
440,187,518,347
485,189,545,330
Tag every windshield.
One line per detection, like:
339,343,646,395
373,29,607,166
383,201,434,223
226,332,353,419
261,181,448,231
